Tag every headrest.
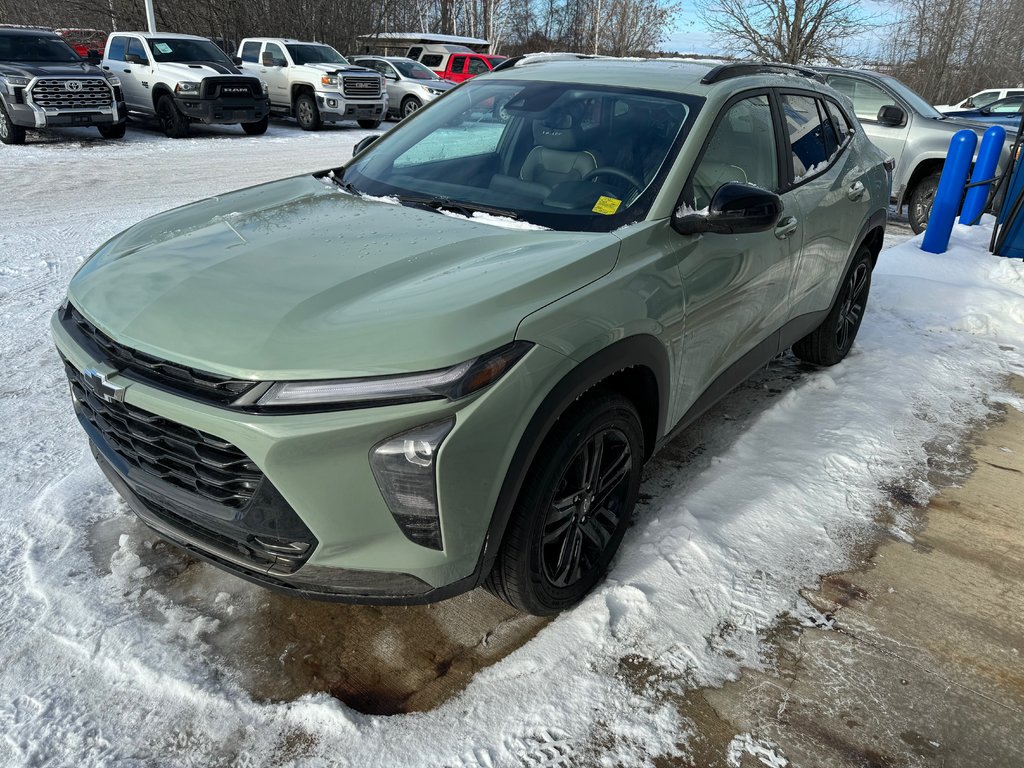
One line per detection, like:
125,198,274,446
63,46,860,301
533,114,582,151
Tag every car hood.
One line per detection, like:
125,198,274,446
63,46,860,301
157,61,251,80
0,61,106,78
68,175,620,380
297,63,378,76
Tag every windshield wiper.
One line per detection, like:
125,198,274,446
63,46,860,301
397,194,519,220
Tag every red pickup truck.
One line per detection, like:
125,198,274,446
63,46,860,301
409,45,506,83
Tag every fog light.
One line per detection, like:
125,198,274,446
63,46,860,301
370,418,454,550
327,99,337,108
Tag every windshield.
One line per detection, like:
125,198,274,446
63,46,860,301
0,34,81,63
344,78,700,232
392,59,440,80
286,44,347,65
148,38,232,65
880,74,943,118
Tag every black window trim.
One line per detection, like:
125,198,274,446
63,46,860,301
678,87,783,212
775,87,854,192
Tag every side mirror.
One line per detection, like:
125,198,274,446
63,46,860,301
384,71,398,81
86,49,102,65
124,53,147,65
672,182,783,236
964,98,975,108
876,104,905,126
352,134,381,156
231,55,243,66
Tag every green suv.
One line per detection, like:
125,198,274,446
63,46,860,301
53,60,889,615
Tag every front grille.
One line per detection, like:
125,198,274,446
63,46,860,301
62,303,257,405
201,78,259,99
343,76,382,98
65,358,263,508
29,78,112,110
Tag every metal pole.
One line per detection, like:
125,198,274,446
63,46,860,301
144,0,157,33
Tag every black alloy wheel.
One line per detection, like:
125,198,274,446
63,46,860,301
835,260,870,355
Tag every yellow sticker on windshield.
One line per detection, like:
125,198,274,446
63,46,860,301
592,196,622,215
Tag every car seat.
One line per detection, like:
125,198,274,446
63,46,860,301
489,114,599,199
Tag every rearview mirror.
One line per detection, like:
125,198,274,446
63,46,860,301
876,104,905,126
672,182,783,236
352,134,381,156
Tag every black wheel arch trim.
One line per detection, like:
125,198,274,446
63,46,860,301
470,335,670,586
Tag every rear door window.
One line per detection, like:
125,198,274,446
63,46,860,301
449,56,467,74
240,40,260,63
106,35,128,61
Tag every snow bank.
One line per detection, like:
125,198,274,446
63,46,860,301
1,123,1022,767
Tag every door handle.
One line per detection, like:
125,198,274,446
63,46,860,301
122,68,130,73
774,216,799,240
848,181,866,201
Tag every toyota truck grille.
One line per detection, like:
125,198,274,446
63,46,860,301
29,78,112,109
60,302,258,406
343,76,382,98
64,357,264,508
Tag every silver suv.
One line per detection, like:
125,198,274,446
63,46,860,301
818,67,1010,233
351,55,455,119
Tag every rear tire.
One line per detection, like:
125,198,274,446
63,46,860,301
485,390,644,615
294,93,321,131
358,119,382,129
908,172,940,234
242,115,269,135
156,94,189,139
792,245,873,366
98,122,126,139
0,101,26,145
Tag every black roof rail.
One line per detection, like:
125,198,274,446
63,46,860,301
701,61,826,85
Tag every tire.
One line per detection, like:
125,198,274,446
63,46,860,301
908,172,940,234
400,96,421,119
294,93,321,131
242,115,269,135
156,94,189,139
485,390,644,615
792,245,873,366
0,101,26,145
98,122,126,139
358,119,382,129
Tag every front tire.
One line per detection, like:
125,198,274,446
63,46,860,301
908,172,940,234
98,122,126,139
400,96,421,119
485,390,644,615
156,94,189,139
242,115,269,135
792,245,873,366
358,118,382,129
294,93,321,131
0,101,26,145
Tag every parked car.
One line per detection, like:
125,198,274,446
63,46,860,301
54,28,107,58
350,55,455,119
934,87,1024,113
101,31,270,138
0,27,126,145
406,43,505,82
238,37,387,130
817,67,1010,233
944,95,1023,129
53,59,888,615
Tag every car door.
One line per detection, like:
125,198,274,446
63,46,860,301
826,73,909,171
447,55,468,83
670,92,801,415
119,36,153,112
778,91,872,319
259,42,290,107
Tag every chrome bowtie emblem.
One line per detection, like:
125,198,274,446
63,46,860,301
65,80,83,91
82,367,125,402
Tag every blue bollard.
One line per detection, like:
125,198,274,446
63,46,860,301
960,125,1006,225
922,129,977,254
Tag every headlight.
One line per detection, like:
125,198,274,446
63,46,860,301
174,81,200,95
257,341,533,409
106,76,121,87
321,75,339,87
5,76,30,87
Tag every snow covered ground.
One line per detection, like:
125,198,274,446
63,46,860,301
2,121,1023,767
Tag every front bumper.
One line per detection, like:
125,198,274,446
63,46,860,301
53,310,572,602
174,95,270,125
315,91,387,123
8,99,125,129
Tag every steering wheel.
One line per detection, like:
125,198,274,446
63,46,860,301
582,167,644,191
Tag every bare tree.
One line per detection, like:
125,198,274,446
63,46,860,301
698,0,874,64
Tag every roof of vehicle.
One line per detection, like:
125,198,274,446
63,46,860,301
112,31,211,41
488,58,832,96
357,32,490,46
241,37,331,45
0,27,59,37
352,55,418,62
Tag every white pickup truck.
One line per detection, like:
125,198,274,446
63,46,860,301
237,38,387,130
101,32,270,138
